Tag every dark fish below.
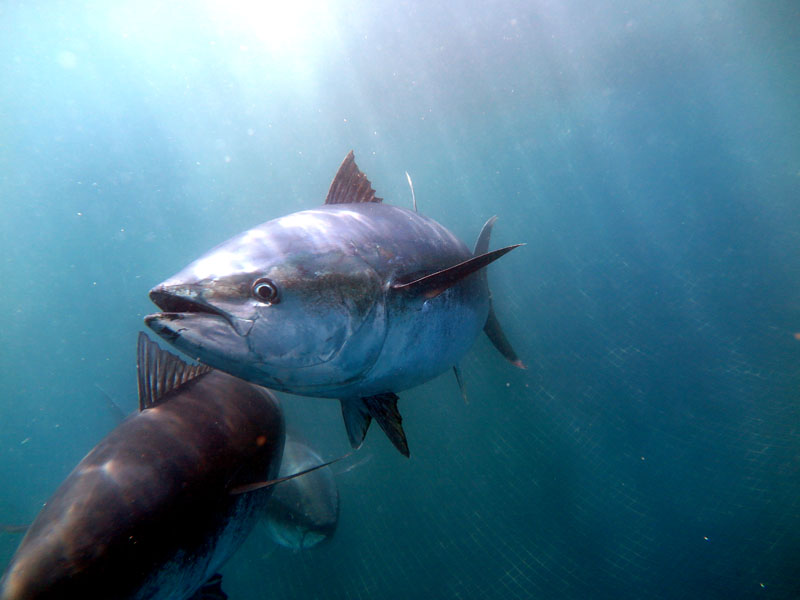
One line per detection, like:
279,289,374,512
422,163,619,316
146,151,524,456
0,333,285,600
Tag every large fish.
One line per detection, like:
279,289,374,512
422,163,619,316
146,152,523,456
265,439,339,551
0,333,285,600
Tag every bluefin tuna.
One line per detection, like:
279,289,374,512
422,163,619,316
265,439,339,550
0,333,285,600
146,152,523,456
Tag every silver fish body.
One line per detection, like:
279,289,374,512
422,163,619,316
148,202,486,399
147,152,523,455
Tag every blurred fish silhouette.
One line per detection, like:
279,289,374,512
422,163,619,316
266,438,339,550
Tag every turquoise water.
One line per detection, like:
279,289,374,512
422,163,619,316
1,1,798,598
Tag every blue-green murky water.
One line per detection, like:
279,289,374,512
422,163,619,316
1,2,798,598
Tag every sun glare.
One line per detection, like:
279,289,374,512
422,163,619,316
205,0,335,56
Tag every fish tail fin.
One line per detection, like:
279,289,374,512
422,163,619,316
474,217,526,369
340,393,410,457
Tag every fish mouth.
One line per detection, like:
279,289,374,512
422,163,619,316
149,288,225,318
147,286,254,337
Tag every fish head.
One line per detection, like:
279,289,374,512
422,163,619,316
146,220,387,393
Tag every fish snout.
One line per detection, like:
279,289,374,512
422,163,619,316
146,282,256,340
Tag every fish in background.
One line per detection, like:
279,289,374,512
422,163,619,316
0,333,285,600
147,151,524,457
265,438,339,551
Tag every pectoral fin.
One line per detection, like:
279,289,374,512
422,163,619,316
230,452,354,495
392,245,522,300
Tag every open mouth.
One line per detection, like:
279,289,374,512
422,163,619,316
147,286,255,338
149,288,224,318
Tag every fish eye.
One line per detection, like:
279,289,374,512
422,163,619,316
252,278,280,304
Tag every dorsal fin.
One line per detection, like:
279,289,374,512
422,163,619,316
136,332,211,411
392,244,523,300
325,151,383,205
474,216,498,256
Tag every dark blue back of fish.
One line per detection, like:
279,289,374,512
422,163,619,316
0,370,284,600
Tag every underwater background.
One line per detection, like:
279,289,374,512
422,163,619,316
1,1,798,599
